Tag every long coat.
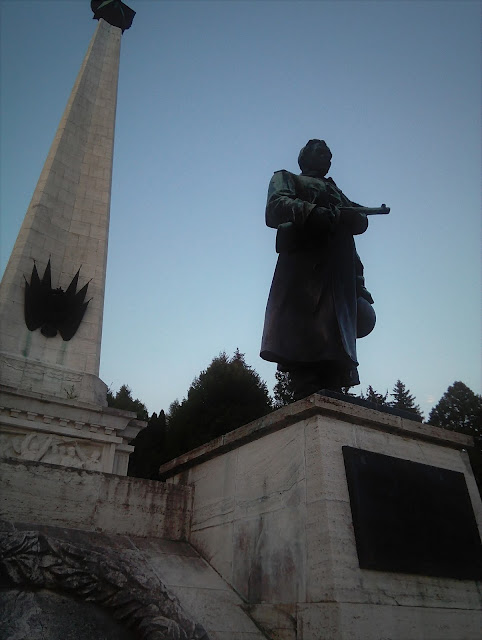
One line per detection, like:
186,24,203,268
260,170,368,386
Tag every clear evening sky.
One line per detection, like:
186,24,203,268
1,1,480,418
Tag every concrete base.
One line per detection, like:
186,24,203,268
1,394,480,639
160,393,482,640
0,384,145,475
297,602,481,640
0,457,192,539
0,461,266,639
0,352,109,406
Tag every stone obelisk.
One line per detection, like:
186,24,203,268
0,2,142,475
0,3,134,405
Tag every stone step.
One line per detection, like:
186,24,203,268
0,520,267,639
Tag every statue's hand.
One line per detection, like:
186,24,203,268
341,209,369,235
306,205,339,234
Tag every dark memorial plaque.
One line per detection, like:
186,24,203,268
342,446,481,580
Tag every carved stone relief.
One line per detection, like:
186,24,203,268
1,589,136,640
0,434,16,459
0,528,209,640
1,432,103,471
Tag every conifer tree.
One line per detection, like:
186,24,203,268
428,382,481,436
429,381,481,490
162,351,272,464
360,385,388,406
107,384,148,421
128,410,166,479
390,380,423,419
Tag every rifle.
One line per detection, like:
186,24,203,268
275,205,390,253
339,204,390,216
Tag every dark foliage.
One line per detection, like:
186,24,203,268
273,370,295,408
429,382,481,435
429,381,482,490
390,379,424,419
161,350,272,465
360,385,388,406
128,411,166,479
107,384,148,421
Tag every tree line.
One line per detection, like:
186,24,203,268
107,353,481,489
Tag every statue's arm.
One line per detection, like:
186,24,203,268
343,211,368,235
337,194,368,235
265,171,317,229
329,181,368,235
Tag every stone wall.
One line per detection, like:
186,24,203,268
0,498,267,639
160,393,482,640
2,393,481,639
0,457,191,540
0,384,145,475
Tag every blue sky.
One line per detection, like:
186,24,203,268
1,0,480,418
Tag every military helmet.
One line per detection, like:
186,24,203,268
357,297,376,338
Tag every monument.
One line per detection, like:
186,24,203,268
0,0,143,474
261,139,386,399
1,9,480,639
1,7,265,638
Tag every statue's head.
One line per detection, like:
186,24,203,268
298,139,332,176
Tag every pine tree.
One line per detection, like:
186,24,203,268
360,385,388,406
163,351,272,463
107,384,148,421
273,370,295,408
390,380,423,419
428,381,482,490
428,382,481,436
128,410,166,479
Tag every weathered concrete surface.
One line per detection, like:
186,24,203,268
161,394,482,640
0,522,266,640
0,20,121,403
0,18,145,475
159,394,474,478
0,385,146,475
0,458,191,539
244,604,297,640
3,393,480,639
297,603,482,640
0,590,136,640
131,536,266,639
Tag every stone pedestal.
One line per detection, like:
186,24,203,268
0,384,141,475
0,460,266,639
159,393,482,640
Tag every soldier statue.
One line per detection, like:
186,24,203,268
260,139,388,400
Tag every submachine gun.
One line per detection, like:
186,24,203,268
275,204,390,253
